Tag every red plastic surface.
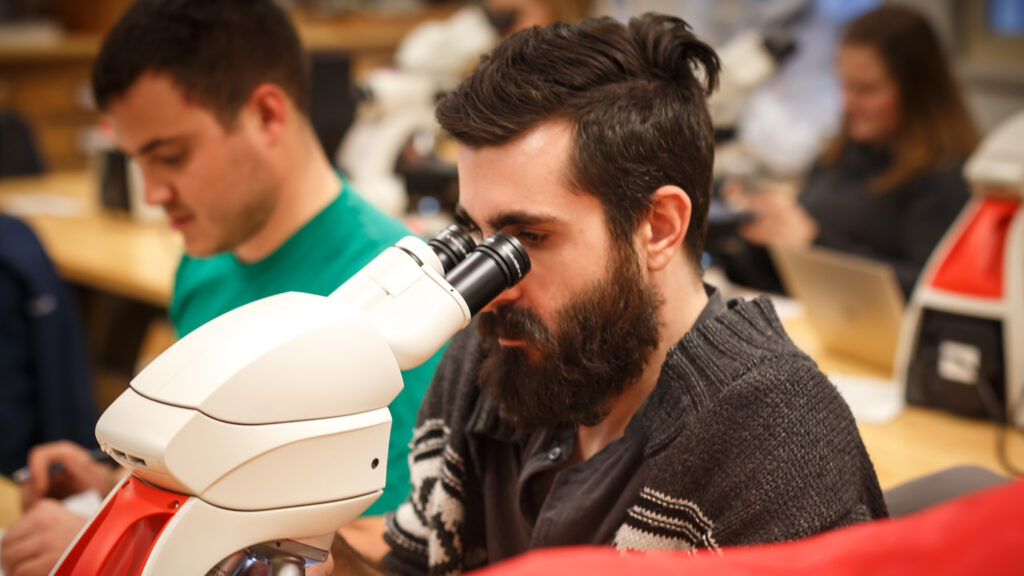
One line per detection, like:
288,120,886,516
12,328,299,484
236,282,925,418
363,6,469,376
53,475,185,576
930,197,1020,298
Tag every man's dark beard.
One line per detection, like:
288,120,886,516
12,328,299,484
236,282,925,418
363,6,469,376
476,241,662,430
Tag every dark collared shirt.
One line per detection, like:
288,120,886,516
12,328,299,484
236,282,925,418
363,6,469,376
473,286,727,562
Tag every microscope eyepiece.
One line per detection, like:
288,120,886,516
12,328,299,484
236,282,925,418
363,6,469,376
446,232,531,315
428,225,478,274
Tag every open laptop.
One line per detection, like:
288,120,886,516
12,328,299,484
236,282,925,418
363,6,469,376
770,245,905,371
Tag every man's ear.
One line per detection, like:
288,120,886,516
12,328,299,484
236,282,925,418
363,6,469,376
639,185,691,271
247,83,289,146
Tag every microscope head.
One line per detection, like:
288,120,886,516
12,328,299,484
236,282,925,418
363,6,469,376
965,110,1024,199
57,226,530,575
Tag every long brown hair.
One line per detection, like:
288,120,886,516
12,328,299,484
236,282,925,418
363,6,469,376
825,5,978,192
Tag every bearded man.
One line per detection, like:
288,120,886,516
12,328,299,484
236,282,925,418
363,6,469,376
320,13,887,576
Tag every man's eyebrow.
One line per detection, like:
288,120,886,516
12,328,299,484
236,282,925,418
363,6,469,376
454,204,480,231
488,211,562,231
454,204,564,232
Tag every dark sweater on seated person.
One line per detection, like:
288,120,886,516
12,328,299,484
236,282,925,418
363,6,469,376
383,290,887,575
721,144,970,296
800,143,970,296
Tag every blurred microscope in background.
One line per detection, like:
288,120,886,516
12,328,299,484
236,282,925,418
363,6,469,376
335,0,840,239
335,0,596,236
335,3,495,234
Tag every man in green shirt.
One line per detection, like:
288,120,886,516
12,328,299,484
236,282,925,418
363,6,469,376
0,1,436,574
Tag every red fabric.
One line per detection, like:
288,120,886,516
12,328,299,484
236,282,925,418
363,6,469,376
930,197,1020,299
474,480,1024,576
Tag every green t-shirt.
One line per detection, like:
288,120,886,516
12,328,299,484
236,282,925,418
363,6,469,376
169,179,441,515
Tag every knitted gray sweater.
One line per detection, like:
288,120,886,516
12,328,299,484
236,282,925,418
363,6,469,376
383,296,887,575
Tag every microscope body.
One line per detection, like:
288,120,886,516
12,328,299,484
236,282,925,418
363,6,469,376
52,232,522,575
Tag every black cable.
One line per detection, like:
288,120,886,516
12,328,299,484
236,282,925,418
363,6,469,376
976,375,1023,477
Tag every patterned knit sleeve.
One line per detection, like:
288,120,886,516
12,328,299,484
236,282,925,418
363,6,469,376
382,324,484,575
381,418,446,575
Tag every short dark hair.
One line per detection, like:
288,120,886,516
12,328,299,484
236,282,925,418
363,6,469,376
437,13,719,264
93,0,310,123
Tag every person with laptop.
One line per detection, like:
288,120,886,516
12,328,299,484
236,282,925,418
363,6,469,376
726,4,976,297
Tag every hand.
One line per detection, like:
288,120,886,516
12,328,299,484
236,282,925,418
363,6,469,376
328,530,385,576
339,516,388,563
738,186,818,248
20,441,120,509
0,499,87,576
719,178,749,209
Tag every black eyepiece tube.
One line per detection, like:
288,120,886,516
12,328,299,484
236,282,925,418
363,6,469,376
445,232,530,315
428,225,478,274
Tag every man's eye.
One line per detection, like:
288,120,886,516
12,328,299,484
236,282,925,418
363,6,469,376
158,154,186,167
516,230,547,245
454,214,479,234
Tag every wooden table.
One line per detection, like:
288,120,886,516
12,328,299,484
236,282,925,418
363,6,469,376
0,476,17,530
0,171,179,307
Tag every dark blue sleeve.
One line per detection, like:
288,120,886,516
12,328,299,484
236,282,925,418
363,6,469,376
0,215,97,475
0,261,38,474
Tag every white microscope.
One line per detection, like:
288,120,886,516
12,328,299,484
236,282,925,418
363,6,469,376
51,226,530,575
897,111,1024,428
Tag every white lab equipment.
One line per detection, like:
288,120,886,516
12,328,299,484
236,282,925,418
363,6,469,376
51,226,529,575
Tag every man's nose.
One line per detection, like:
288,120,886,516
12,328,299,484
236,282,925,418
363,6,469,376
142,176,173,206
